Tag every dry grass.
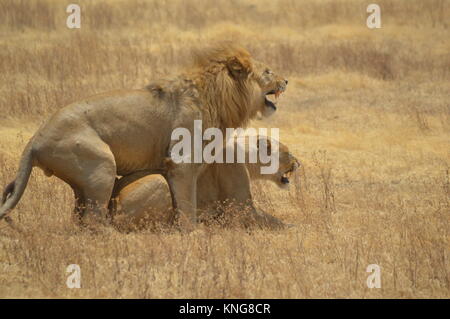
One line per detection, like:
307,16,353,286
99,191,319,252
0,0,449,298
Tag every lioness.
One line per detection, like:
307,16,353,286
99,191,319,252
111,136,300,231
0,44,288,229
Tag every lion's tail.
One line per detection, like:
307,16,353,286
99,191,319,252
0,142,34,220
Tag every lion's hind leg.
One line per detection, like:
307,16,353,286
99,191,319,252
45,134,117,227
78,157,117,226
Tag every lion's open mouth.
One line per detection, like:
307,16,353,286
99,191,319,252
265,89,283,110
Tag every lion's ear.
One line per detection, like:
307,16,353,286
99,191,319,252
146,83,165,98
227,56,251,80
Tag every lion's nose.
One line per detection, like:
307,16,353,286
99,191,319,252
285,79,288,85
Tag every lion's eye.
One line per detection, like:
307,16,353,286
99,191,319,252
264,69,272,75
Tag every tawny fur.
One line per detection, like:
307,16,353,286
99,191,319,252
111,137,300,232
0,44,288,229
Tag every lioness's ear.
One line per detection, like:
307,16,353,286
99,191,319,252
257,137,272,154
227,56,251,80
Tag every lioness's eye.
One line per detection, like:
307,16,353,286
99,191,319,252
264,69,272,75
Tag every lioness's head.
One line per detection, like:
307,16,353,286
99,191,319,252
252,60,288,118
248,137,300,189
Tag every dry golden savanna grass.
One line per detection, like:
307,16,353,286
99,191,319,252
0,0,449,298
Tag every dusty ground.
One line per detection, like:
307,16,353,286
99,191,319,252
0,0,449,298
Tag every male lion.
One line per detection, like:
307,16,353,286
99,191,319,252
110,136,300,232
0,44,288,229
